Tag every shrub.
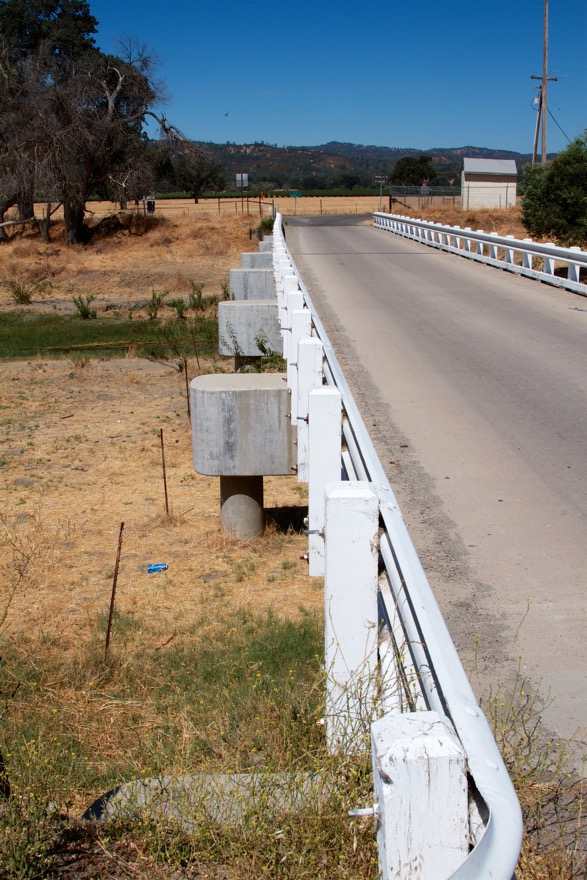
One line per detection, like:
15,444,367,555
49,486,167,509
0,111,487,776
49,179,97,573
6,279,33,304
72,294,97,320
188,281,205,312
258,216,275,239
146,289,168,320
168,297,187,320
521,133,587,246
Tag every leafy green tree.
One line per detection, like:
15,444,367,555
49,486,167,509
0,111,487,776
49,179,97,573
334,172,362,189
174,151,225,202
521,133,587,246
391,155,436,186
0,0,97,57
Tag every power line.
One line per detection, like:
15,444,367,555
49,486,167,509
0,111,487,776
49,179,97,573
547,107,571,144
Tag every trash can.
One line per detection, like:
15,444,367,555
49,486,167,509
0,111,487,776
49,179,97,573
146,196,155,215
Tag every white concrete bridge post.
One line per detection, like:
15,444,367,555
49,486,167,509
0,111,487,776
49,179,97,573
288,310,312,427
282,288,304,364
324,481,379,753
296,338,323,482
308,388,342,576
371,710,469,880
522,239,534,270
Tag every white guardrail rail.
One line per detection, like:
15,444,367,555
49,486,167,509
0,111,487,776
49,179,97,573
374,211,587,296
272,213,523,880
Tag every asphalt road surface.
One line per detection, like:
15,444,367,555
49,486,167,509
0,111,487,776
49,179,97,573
285,214,586,747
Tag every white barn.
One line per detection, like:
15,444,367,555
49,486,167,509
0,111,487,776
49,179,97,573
461,158,518,209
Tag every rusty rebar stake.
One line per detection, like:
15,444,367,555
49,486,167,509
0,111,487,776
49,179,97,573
104,521,125,661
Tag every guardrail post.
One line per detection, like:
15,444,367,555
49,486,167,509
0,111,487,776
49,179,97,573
282,289,304,363
325,481,379,753
308,388,342,576
371,710,469,880
279,273,298,315
296,338,324,481
568,247,582,283
522,239,534,269
288,309,312,426
543,244,556,276
504,235,515,264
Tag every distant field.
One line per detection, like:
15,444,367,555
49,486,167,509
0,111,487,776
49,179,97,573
27,194,529,226
34,195,385,220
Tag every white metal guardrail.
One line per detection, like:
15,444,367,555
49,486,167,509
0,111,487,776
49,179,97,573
272,213,523,880
374,211,587,296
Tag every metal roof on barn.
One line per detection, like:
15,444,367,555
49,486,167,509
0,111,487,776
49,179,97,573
463,158,518,176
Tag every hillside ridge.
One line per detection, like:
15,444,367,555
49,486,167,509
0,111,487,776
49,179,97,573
189,140,536,189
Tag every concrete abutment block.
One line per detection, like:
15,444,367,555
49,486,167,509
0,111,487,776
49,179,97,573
190,374,296,540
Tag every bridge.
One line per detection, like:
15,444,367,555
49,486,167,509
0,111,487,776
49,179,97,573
270,212,585,878
186,211,585,878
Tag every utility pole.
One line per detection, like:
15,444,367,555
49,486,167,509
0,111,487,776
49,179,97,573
531,0,557,163
375,176,388,212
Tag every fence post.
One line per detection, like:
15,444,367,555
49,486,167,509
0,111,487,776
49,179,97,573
324,481,379,753
371,710,469,880
296,338,323,481
308,388,342,576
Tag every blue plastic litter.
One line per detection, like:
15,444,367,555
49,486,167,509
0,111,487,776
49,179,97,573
148,563,168,573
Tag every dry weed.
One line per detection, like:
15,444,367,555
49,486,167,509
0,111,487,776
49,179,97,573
394,204,529,238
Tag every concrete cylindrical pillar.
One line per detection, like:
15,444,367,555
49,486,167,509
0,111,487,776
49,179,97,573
220,475,264,540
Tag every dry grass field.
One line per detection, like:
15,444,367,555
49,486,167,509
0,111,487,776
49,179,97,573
0,356,317,660
0,210,257,314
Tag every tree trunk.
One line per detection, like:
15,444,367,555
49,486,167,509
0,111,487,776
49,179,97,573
37,203,52,243
63,197,88,244
0,209,8,243
17,183,35,223
0,196,17,243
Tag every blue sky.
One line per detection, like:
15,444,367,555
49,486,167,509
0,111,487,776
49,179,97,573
90,0,586,154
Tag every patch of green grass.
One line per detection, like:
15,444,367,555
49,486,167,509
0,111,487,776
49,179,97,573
1,605,583,877
0,312,218,360
0,609,353,878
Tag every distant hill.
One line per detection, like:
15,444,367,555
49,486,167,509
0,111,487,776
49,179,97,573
189,140,535,190
315,141,527,162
